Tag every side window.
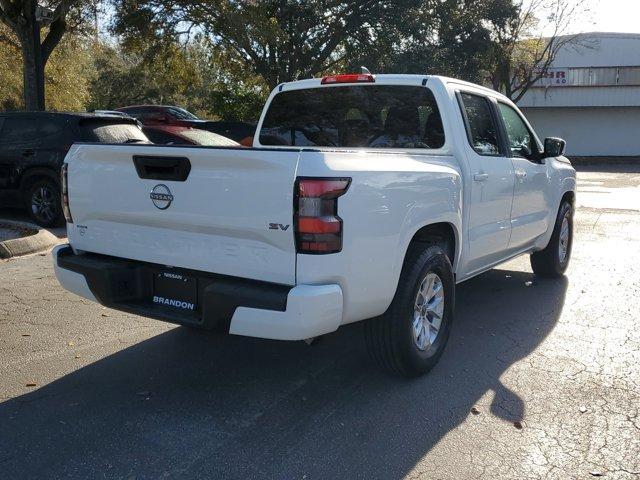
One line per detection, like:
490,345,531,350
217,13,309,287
126,108,144,117
126,108,153,120
0,118,41,145
144,129,180,144
0,117,66,145
497,103,538,161
459,93,501,155
38,119,65,141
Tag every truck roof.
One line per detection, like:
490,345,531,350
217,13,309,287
0,111,139,123
276,74,506,101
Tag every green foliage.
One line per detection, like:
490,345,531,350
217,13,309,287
345,0,517,83
0,26,22,110
87,41,201,110
1,1,526,120
87,37,269,121
45,35,94,111
112,0,426,88
0,24,93,111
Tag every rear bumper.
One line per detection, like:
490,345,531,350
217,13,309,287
52,245,343,341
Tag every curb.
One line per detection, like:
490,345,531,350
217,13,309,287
0,221,61,259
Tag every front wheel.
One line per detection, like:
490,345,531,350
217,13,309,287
530,201,573,278
365,243,455,377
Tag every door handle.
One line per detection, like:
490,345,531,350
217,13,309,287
473,172,489,182
515,170,527,180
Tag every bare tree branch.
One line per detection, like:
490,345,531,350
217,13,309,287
489,0,592,102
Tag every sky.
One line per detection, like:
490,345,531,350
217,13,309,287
553,0,640,35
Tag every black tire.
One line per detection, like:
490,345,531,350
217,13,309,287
25,178,64,227
365,243,455,377
530,201,573,278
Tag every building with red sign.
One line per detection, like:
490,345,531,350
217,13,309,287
518,32,640,159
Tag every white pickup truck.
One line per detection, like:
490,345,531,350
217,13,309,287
53,74,576,377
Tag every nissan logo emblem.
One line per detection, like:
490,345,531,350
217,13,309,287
150,184,173,210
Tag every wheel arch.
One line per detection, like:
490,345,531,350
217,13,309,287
561,189,575,207
19,167,60,194
404,221,459,273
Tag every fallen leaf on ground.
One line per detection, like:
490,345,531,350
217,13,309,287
589,471,604,477
101,313,109,317
67,341,75,346
513,421,523,430
21,334,31,337
470,406,480,415
25,382,37,387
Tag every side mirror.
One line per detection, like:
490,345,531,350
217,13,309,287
543,137,566,158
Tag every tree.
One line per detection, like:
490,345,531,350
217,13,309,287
488,0,591,102
0,23,22,109
0,22,92,110
87,37,269,121
0,0,89,109
87,40,201,110
345,0,516,83
112,0,422,89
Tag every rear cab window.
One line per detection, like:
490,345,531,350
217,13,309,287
259,85,445,149
144,129,181,145
78,119,149,144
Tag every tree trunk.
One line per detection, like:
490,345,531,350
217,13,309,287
21,40,37,110
19,15,45,110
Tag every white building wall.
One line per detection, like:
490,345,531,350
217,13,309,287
517,33,640,157
521,86,640,108
521,107,640,157
551,34,640,68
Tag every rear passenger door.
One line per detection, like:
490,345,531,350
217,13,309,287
495,102,552,249
457,92,515,274
0,116,41,189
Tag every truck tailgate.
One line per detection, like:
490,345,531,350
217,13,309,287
65,144,300,285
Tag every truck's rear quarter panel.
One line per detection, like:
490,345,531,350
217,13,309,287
295,150,462,324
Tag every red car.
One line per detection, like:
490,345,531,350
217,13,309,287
142,125,240,147
116,105,255,145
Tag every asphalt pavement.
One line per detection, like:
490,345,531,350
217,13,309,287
0,165,639,479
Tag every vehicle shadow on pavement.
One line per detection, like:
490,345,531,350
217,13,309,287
0,268,567,479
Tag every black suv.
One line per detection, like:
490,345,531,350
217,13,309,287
0,112,149,227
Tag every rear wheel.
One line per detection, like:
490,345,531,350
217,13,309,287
365,243,455,377
530,201,573,278
25,178,64,227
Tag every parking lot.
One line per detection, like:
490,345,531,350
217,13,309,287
0,165,639,479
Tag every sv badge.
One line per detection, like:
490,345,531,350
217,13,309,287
269,223,290,231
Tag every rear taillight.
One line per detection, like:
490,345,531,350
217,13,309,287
321,73,375,84
294,178,351,254
61,163,73,223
